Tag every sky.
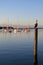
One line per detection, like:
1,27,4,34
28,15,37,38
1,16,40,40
0,0,43,26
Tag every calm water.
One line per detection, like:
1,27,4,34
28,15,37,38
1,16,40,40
0,29,43,65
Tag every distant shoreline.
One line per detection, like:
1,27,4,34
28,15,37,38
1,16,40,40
0,27,43,29
30,28,43,29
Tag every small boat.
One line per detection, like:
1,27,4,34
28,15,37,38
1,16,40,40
0,29,2,32
8,29,13,33
3,29,8,33
23,28,30,32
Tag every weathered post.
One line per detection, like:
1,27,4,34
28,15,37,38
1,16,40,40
34,20,38,65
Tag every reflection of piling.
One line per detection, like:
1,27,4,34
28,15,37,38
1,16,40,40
34,28,38,65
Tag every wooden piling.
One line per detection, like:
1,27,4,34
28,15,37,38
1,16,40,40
34,27,38,65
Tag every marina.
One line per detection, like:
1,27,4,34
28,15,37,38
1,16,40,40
0,26,30,33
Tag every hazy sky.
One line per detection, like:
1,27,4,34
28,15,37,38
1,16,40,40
0,0,43,25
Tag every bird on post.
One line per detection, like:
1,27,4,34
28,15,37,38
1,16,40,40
34,20,38,28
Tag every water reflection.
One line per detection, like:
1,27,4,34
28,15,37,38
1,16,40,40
0,30,34,65
0,29,43,65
